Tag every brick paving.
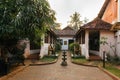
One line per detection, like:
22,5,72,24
7,51,113,80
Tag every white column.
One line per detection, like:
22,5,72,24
85,31,89,59
118,0,120,21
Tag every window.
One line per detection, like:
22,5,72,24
64,41,67,45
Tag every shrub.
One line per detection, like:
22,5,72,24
107,54,120,65
69,43,79,53
54,42,61,53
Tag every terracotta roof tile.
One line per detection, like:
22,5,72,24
55,26,76,36
82,17,112,30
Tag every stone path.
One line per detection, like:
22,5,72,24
7,51,113,80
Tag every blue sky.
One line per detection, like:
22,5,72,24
49,0,105,29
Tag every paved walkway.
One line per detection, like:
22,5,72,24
7,51,113,80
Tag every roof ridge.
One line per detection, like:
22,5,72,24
62,26,74,30
97,0,110,19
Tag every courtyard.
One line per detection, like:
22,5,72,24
4,52,114,80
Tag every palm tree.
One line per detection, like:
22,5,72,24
68,12,83,31
83,17,89,24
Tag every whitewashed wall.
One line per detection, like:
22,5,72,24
39,34,54,58
115,30,120,57
100,30,115,58
59,37,74,50
40,43,49,58
84,31,89,59
83,30,115,59
39,34,48,58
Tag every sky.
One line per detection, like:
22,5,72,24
48,0,105,29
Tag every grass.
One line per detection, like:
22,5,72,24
105,66,120,78
72,56,120,78
40,55,57,62
72,56,89,64
39,51,61,63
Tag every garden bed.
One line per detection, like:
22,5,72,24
40,55,58,62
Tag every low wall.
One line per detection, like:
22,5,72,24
40,43,49,58
80,44,89,59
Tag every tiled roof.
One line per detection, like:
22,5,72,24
81,17,112,30
49,28,58,38
55,26,76,37
111,22,120,31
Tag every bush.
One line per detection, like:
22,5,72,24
107,54,120,65
54,42,61,53
69,43,79,53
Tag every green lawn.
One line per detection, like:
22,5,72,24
40,56,57,62
72,56,120,78
105,66,120,78
72,56,89,64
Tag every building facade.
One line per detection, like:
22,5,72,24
99,0,120,57
56,26,76,50
74,18,114,59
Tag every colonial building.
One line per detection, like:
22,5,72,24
56,26,76,50
74,0,118,59
98,0,120,57
74,17,114,59
26,29,58,59
74,0,120,59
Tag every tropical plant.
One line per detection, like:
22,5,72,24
13,0,56,45
68,12,83,31
51,22,61,30
69,43,80,53
83,17,89,24
106,54,120,65
100,37,116,56
54,42,61,53
0,0,56,59
0,0,20,58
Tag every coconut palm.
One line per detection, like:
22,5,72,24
68,12,82,31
